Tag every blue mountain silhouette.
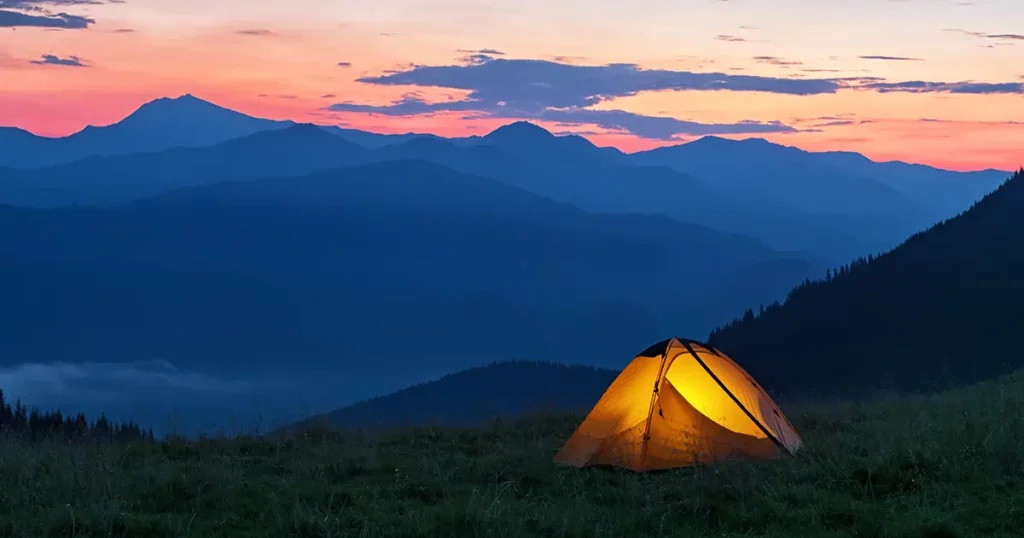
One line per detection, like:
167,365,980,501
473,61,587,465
0,93,1015,432
0,94,293,168
1,94,1006,266
0,160,811,379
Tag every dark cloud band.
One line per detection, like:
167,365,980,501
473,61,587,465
327,55,1023,140
0,0,122,28
355,58,841,109
328,97,799,140
0,9,93,28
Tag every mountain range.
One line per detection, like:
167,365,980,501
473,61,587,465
0,159,809,377
0,93,1018,434
0,95,293,167
0,94,1009,266
291,169,1024,431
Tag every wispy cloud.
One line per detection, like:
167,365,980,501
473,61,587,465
29,54,89,67
551,55,588,64
861,80,1024,94
715,34,747,42
336,61,352,68
942,28,1024,42
986,33,1024,40
236,28,276,36
914,118,1024,126
858,55,924,61
753,56,803,66
0,359,249,399
457,48,506,56
794,115,878,128
943,28,987,37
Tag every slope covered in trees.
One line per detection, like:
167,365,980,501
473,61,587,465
709,169,1024,398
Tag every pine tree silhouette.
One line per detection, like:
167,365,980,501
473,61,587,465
0,387,153,441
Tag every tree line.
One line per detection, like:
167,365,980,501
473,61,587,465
0,388,153,442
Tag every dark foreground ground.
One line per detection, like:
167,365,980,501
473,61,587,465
1,372,1022,538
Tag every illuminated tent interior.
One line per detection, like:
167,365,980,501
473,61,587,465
554,337,803,472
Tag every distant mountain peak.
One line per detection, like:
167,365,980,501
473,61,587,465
485,121,555,140
687,135,771,147
152,93,200,103
276,122,340,140
287,122,322,131
130,94,227,116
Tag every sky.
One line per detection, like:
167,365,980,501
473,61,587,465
1,0,1022,171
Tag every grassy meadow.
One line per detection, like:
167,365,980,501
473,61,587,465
1,372,1022,538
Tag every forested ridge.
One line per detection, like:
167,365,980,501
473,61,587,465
710,169,1024,398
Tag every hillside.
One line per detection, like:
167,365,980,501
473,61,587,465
4,370,1022,537
0,160,810,376
709,169,1024,399
293,361,618,431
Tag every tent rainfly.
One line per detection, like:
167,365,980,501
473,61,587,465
554,337,803,472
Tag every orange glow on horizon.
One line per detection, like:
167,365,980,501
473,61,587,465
1,7,1022,173
2,89,1019,173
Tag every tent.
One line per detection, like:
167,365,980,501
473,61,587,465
554,337,803,472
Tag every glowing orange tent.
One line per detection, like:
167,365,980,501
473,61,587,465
554,337,803,472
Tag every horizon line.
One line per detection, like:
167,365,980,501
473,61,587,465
1,93,1016,175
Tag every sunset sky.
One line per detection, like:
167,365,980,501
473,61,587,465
1,0,1022,171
